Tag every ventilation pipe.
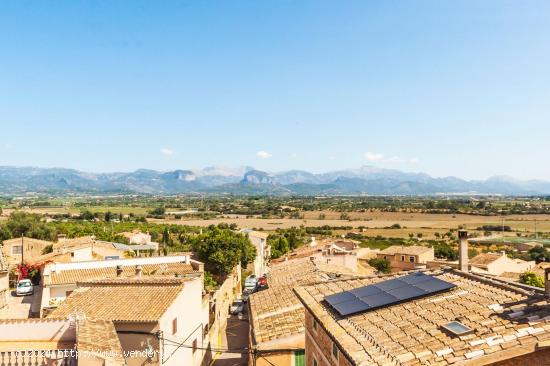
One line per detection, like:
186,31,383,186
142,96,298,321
458,230,469,272
116,265,123,277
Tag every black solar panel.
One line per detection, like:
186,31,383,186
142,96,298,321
324,272,456,317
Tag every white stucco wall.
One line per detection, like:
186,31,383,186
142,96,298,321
71,247,93,262
159,277,208,366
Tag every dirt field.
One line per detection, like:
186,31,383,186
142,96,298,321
153,211,550,237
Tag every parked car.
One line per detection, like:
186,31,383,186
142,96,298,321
258,276,268,289
244,275,258,292
16,279,34,296
230,299,244,315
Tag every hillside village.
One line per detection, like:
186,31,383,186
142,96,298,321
0,210,549,366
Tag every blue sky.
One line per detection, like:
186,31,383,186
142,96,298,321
1,1,549,180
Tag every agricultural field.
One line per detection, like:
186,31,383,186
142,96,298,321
1,196,549,241
154,211,550,238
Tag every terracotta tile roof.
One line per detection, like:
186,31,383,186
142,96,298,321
250,259,357,346
47,262,197,285
47,282,185,322
2,237,53,247
379,245,432,256
295,269,550,366
77,318,125,362
470,253,503,267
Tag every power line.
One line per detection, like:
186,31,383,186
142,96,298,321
159,335,252,354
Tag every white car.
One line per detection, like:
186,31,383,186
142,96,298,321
244,276,258,292
230,299,244,315
16,279,33,296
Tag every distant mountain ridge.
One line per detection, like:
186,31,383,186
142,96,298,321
0,165,549,196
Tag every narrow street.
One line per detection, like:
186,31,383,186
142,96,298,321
0,290,33,319
211,309,250,366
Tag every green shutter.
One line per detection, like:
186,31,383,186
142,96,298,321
294,350,305,366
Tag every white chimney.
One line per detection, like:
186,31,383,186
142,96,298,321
458,230,468,272
135,265,142,277
116,265,123,277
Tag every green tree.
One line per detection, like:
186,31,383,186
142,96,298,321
269,236,290,259
204,271,218,292
434,243,458,260
190,227,256,275
104,211,113,222
519,271,544,288
368,258,390,274
5,212,56,241
149,207,166,216
79,210,95,221
529,246,550,263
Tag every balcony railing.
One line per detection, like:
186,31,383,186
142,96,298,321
0,350,77,366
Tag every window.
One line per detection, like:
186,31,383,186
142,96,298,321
409,256,415,263
294,350,305,366
192,339,198,353
383,255,387,260
332,342,339,360
172,318,177,335
313,319,318,331
313,359,318,366
70,252,75,257
12,245,22,255
401,255,405,262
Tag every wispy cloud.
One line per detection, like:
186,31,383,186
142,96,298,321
364,152,384,162
364,152,418,164
289,153,298,159
256,150,272,159
160,148,175,156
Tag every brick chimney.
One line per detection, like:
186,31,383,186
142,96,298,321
135,265,142,277
116,265,123,277
545,268,550,298
458,230,469,272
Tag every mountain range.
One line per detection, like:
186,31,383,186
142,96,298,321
0,165,549,196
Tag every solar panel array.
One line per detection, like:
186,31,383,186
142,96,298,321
324,272,456,317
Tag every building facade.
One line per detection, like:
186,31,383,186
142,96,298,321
241,229,270,277
48,276,208,366
377,245,434,271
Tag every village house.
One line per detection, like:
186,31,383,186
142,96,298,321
248,258,357,366
295,231,550,366
271,239,371,275
514,241,542,253
377,245,434,271
40,255,203,315
48,276,208,366
0,318,125,366
122,230,154,245
1,237,54,265
470,252,536,276
241,229,270,277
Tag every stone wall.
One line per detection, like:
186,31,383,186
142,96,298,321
304,311,353,366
